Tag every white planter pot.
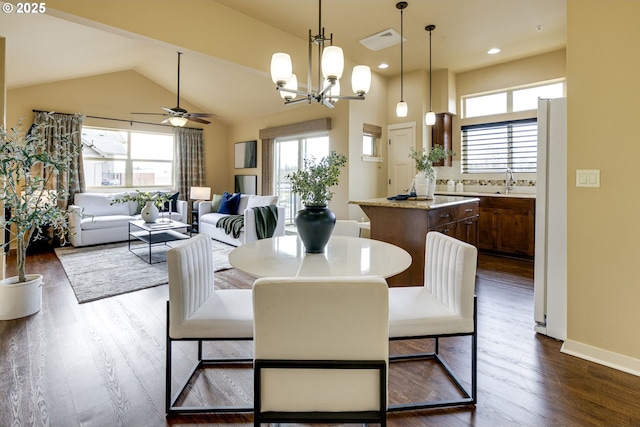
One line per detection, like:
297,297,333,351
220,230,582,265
141,200,159,223
414,172,429,197
0,274,43,320
427,171,437,199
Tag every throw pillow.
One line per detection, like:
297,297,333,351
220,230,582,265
210,193,223,212
217,192,241,215
160,191,180,212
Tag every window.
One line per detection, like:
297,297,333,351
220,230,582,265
82,127,174,188
462,81,564,119
362,123,383,162
461,119,537,173
460,80,564,174
273,134,329,224
362,134,375,156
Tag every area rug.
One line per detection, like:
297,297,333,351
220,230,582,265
54,239,235,304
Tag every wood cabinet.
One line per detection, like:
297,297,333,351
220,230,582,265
432,112,453,167
428,202,478,247
477,196,535,258
352,197,479,287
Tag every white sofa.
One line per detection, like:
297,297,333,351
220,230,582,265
68,192,187,247
198,194,285,246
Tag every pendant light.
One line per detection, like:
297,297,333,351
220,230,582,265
425,24,436,126
396,2,408,118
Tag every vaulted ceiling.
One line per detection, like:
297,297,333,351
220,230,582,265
0,0,566,125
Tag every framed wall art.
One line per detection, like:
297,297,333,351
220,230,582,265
234,140,257,169
234,175,257,195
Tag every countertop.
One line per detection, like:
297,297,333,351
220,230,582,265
435,190,536,199
349,195,480,210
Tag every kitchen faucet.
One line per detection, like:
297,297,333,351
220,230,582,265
505,168,515,193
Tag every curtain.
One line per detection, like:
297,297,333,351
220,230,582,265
261,138,273,195
174,127,205,202
32,111,84,208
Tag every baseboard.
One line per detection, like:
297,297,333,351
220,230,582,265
561,339,640,378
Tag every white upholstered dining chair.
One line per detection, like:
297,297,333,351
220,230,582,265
332,219,361,237
387,231,478,411
252,276,389,426
165,234,254,414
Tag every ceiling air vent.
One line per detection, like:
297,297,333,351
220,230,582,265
359,28,404,51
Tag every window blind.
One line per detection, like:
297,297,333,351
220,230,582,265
461,118,537,174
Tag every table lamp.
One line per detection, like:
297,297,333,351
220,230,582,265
189,186,211,210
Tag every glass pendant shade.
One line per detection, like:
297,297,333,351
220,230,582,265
425,111,436,126
280,74,298,100
271,53,292,85
168,116,188,127
321,46,344,80
351,65,371,94
396,101,408,117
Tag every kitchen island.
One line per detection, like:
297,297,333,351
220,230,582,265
349,196,479,287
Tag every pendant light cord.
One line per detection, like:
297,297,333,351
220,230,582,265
428,27,432,111
400,6,404,101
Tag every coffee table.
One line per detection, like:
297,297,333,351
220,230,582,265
128,219,190,264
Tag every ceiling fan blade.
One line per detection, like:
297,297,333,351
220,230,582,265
161,106,176,114
130,112,168,116
187,112,214,118
188,117,211,125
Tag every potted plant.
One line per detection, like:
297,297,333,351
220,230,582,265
408,145,455,198
111,190,172,223
287,150,347,253
0,115,82,319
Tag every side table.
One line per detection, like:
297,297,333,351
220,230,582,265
191,208,199,234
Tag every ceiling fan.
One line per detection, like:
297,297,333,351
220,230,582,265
131,52,213,126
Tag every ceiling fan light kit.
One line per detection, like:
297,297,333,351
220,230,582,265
270,0,371,108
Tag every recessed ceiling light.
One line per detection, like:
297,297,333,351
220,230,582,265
378,63,389,69
488,48,501,55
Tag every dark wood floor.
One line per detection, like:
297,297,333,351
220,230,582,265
2,248,640,426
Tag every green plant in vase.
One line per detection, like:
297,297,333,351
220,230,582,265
408,145,455,198
0,114,82,319
286,150,347,253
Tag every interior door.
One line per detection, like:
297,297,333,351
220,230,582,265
388,124,416,196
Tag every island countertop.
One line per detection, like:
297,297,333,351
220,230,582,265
349,195,480,210
350,196,480,287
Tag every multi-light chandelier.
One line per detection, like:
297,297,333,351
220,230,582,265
270,0,372,108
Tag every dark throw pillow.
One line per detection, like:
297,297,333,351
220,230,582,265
159,191,180,212
217,192,241,215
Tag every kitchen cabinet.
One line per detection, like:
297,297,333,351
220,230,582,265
478,196,535,258
350,196,479,287
432,112,453,167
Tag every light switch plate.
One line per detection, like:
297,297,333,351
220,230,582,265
576,169,600,187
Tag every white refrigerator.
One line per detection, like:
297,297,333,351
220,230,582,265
534,97,567,341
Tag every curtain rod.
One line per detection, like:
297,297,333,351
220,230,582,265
31,109,201,129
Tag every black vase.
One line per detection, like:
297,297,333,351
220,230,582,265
295,206,336,253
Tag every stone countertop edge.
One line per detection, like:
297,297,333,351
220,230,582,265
435,191,536,199
349,196,481,210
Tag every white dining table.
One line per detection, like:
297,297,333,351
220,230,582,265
228,235,412,278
